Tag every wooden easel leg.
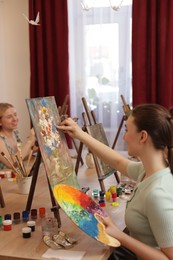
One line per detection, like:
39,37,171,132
99,179,105,192
0,186,5,208
114,171,121,184
25,150,42,212
92,155,106,192
75,142,84,175
25,150,61,228
72,139,84,166
112,116,125,149
46,175,61,228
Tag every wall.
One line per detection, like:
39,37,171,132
0,0,30,141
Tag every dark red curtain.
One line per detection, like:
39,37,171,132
132,0,173,109
29,0,70,111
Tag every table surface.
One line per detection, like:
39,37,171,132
0,151,127,260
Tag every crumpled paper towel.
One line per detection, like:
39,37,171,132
42,249,86,260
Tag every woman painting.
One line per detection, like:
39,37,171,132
57,103,173,259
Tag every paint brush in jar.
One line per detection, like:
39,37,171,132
0,152,22,178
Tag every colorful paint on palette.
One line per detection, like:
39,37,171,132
53,184,120,247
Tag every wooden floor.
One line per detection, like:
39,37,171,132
0,150,128,260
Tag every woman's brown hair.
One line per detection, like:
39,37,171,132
131,104,173,174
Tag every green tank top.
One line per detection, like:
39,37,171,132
0,130,21,170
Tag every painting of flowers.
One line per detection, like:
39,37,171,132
26,96,79,189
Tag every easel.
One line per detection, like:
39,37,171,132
58,94,69,116
75,97,120,192
112,95,131,149
58,95,84,166
0,185,5,208
25,149,61,227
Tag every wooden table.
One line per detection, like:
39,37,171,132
0,153,127,260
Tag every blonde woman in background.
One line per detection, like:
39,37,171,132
0,103,36,170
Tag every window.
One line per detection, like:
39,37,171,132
68,0,132,150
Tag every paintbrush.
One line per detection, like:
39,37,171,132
15,154,27,177
17,142,27,176
1,152,22,178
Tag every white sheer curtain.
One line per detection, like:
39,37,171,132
67,0,132,150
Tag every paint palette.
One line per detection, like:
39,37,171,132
53,184,120,247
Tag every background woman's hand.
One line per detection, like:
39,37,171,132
27,128,36,146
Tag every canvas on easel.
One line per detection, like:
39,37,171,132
86,123,115,178
26,96,80,190
75,97,120,192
